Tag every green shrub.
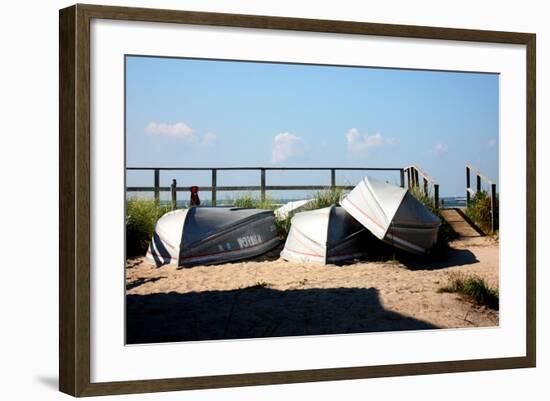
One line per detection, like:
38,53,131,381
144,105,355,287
466,190,498,234
126,197,171,258
255,195,278,210
232,193,277,210
274,213,293,239
409,186,437,214
303,187,343,211
233,194,256,208
438,272,499,310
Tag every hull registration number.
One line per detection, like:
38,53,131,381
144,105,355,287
237,234,263,248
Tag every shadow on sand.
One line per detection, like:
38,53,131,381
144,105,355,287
399,248,479,270
126,286,438,344
227,239,478,272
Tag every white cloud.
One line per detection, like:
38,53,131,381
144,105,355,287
200,132,217,146
145,121,194,139
345,128,396,155
145,122,217,146
434,143,449,154
271,132,305,164
487,138,497,148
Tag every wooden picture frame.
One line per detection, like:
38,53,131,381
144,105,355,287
59,3,536,397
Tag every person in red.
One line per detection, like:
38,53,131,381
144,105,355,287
189,186,200,206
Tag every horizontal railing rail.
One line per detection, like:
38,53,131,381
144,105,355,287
126,166,406,207
126,165,440,209
127,185,357,192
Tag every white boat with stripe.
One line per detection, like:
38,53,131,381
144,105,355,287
340,176,440,255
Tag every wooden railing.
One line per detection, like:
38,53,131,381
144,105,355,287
403,165,440,209
466,164,498,231
126,166,406,207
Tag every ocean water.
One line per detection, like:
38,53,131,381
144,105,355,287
439,197,467,208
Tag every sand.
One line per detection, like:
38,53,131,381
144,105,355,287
126,237,499,344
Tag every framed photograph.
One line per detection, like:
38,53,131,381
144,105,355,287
59,4,536,397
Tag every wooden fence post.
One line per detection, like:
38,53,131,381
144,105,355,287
466,166,471,205
399,169,405,188
330,168,336,190
170,179,177,210
154,168,160,204
407,168,411,189
434,184,439,209
211,169,217,207
260,168,266,202
476,174,481,193
491,183,498,232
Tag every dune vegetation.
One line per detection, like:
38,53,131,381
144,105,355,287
126,197,171,257
466,190,498,235
438,272,499,310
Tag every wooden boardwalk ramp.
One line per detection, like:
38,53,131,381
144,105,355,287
440,208,484,238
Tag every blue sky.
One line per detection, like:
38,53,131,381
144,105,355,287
126,56,498,198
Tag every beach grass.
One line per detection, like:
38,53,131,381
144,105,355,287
126,197,172,257
438,272,499,310
303,187,343,211
232,193,278,210
274,214,293,239
409,186,436,214
466,190,498,235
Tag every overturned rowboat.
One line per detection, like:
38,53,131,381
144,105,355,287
280,206,376,264
274,199,313,220
340,176,440,255
146,207,280,267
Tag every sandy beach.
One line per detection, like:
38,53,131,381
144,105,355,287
126,236,498,344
